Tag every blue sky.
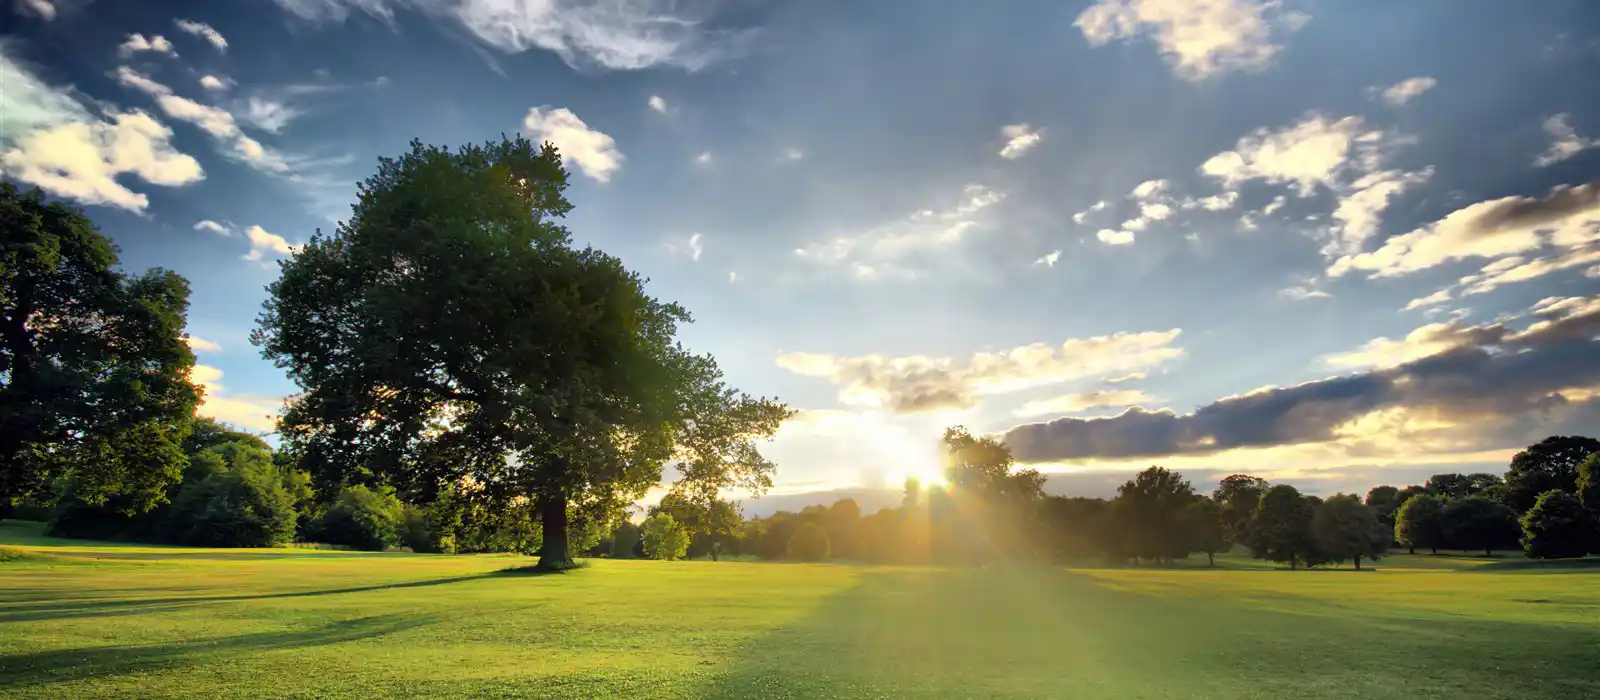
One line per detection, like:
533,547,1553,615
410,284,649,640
5,0,1599,506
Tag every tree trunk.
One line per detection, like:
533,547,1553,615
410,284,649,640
1207,551,1215,567
1430,546,1438,555
711,540,722,562
1354,554,1362,571
535,490,575,571
1408,545,1415,554
1485,546,1492,557
1290,552,1299,570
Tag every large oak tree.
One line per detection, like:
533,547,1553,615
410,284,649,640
254,138,790,570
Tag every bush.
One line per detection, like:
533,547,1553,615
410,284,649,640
1520,490,1597,559
164,470,298,547
787,522,831,562
399,504,452,553
641,513,690,561
311,485,406,551
609,521,641,558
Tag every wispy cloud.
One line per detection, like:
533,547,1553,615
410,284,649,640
115,67,287,172
174,19,228,52
997,123,1043,160
243,224,301,262
194,219,230,235
1379,76,1436,106
119,33,176,57
1075,0,1305,80
1534,113,1600,167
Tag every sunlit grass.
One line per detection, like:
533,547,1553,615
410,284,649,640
2,520,1596,699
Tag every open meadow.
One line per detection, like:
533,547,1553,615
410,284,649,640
2,520,1597,700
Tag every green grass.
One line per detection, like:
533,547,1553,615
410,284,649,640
2,519,1597,699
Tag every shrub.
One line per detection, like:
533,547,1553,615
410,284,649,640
164,470,298,547
398,504,452,553
609,521,642,558
1520,491,1597,559
311,484,405,551
787,522,831,562
641,513,690,561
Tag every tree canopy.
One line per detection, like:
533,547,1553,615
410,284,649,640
1503,436,1600,512
1,183,199,517
254,137,790,570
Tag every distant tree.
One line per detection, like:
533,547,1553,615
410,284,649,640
1424,473,1474,499
1503,436,1600,512
1364,485,1403,540
163,468,298,547
2,184,201,519
254,137,791,571
787,521,831,562
1520,491,1597,559
1213,474,1269,540
1465,473,1503,495
1112,466,1197,564
823,498,862,560
182,416,270,455
1395,493,1447,555
1442,496,1521,557
609,521,642,558
1576,452,1600,515
1187,497,1229,567
641,513,690,561
1245,484,1316,569
311,484,405,551
940,426,1045,561
1311,494,1385,570
649,491,743,560
1038,496,1110,560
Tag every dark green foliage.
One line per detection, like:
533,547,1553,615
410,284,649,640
1395,493,1447,555
182,416,270,455
1311,494,1385,569
1520,491,1597,559
1503,436,1600,512
1,183,200,515
641,513,690,560
164,469,297,547
609,520,641,558
937,427,1046,562
254,137,790,571
311,484,405,551
786,521,831,562
649,491,743,560
1111,466,1197,564
1187,497,1229,566
1442,496,1521,556
1576,452,1600,514
1245,484,1316,569
1364,485,1402,540
1213,474,1269,540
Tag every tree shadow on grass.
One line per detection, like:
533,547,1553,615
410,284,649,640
0,572,501,624
0,613,436,689
695,566,1600,700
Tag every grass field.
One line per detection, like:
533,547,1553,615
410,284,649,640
3,520,1597,699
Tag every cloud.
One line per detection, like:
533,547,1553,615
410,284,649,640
272,0,747,72
199,75,234,91
997,123,1043,159
1329,179,1600,278
1379,76,1436,106
1200,112,1429,255
1072,200,1107,224
1097,228,1135,245
235,96,303,133
1279,285,1331,301
1015,389,1157,417
1534,113,1600,167
1322,319,1504,370
648,94,667,113
666,232,703,261
777,329,1184,413
0,47,203,212
1075,0,1303,80
796,185,1005,276
185,335,223,353
243,224,301,262
115,67,288,173
783,147,804,162
174,19,228,52
192,365,283,432
194,219,230,235
1034,250,1061,267
1105,373,1147,384
1403,289,1452,311
521,106,623,182
694,151,712,166
16,0,54,20
119,33,176,57
1003,295,1600,463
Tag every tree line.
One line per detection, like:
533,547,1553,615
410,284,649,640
646,430,1600,568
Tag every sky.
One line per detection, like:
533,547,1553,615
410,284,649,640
4,0,1600,512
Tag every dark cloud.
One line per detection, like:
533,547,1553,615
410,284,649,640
1004,296,1600,463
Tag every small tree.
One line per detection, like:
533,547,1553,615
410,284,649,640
1187,497,1229,567
1213,474,1269,540
1245,484,1315,569
1311,494,1385,570
641,513,690,560
787,521,831,562
1395,493,1447,555
610,520,642,558
1577,452,1600,515
312,484,405,551
1520,491,1597,559
1442,496,1520,557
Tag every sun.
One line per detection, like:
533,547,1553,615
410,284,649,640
890,467,948,489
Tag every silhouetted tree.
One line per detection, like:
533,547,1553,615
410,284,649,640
1395,493,1447,555
1245,484,1316,569
787,521,831,562
1312,494,1385,570
1213,474,1269,540
1520,491,1597,559
1424,474,1474,499
1442,496,1521,557
1503,436,1600,513
1112,466,1196,564
1364,485,1403,541
2,184,201,519
1187,497,1229,567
